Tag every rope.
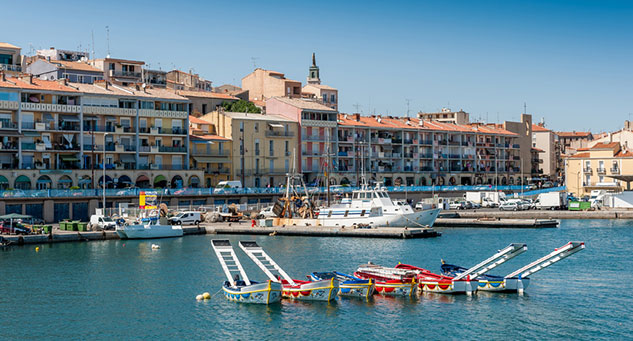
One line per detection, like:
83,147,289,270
402,215,430,229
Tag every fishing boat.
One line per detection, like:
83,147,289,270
210,240,281,304
238,241,338,301
396,243,528,295
117,191,183,239
354,264,418,297
441,241,585,293
310,272,375,298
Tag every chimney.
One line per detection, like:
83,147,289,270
354,113,360,122
0,71,5,82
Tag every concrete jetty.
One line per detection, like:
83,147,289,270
453,210,633,220
434,218,559,228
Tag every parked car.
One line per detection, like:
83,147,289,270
168,211,202,225
257,206,276,219
449,201,466,210
499,201,520,211
467,200,482,209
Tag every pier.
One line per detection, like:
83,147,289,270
434,218,559,228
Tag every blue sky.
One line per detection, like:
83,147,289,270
4,0,632,132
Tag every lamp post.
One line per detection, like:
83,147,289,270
103,132,109,215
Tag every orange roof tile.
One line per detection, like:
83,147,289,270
189,116,211,125
0,76,79,92
568,152,590,158
50,60,102,73
556,131,592,137
591,142,619,150
190,134,230,141
178,90,238,100
532,124,550,132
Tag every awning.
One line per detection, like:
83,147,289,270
78,178,91,184
84,116,98,121
60,155,80,162
15,175,30,183
105,116,116,121
58,178,73,183
98,175,113,184
23,131,40,137
268,123,284,128
0,130,21,136
36,178,51,183
61,115,80,122
120,154,135,163
0,175,8,184
136,175,149,182
153,175,166,184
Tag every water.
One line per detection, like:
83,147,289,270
1,220,632,339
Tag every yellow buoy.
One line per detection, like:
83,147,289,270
35,247,40,252
202,292,211,300
196,294,204,301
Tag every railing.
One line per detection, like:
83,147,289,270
265,130,294,137
304,135,326,142
0,121,17,129
0,63,21,72
611,167,620,174
110,70,142,78
584,167,592,174
159,127,186,135
21,122,36,129
191,150,230,157
159,146,186,153
597,168,606,174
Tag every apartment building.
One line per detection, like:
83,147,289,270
144,69,167,88
27,58,104,84
189,116,232,187
565,142,629,196
417,108,470,125
166,70,212,92
0,73,202,191
0,42,22,75
242,68,302,101
532,123,560,180
334,113,522,187
266,97,338,185
36,47,90,62
177,90,239,117
90,58,145,86
200,110,298,188
557,131,593,155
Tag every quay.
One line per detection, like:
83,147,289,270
434,217,559,228
452,210,633,220
1,224,439,246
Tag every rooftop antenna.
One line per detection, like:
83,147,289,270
405,98,411,118
91,30,95,58
353,103,362,113
105,25,111,58
251,57,259,69
523,102,527,115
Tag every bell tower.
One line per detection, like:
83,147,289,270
307,52,320,85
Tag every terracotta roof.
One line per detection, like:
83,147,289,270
556,131,592,137
177,90,238,100
532,147,545,152
251,99,266,107
0,42,20,49
72,82,187,100
591,142,619,150
568,152,590,159
615,150,633,157
532,124,550,132
0,76,79,92
269,97,337,112
303,84,338,91
49,60,102,73
189,116,210,125
190,134,230,141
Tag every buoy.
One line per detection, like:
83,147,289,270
196,294,204,301
202,292,211,300
151,244,160,250
35,247,40,252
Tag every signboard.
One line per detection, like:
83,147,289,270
139,191,158,210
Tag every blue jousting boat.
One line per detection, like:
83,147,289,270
310,271,375,298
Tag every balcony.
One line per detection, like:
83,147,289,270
597,167,606,174
0,121,18,129
304,135,326,142
20,102,81,113
159,146,186,153
611,167,620,174
109,70,142,78
204,167,231,174
191,150,230,157
584,167,592,174
158,127,186,135
265,130,295,138
0,64,21,72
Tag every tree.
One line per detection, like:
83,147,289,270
221,100,261,113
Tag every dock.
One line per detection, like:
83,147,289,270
434,218,559,228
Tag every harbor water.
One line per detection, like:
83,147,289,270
1,219,632,339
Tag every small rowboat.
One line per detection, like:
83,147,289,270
238,241,338,301
211,240,281,304
354,264,417,297
310,272,375,299
395,263,477,295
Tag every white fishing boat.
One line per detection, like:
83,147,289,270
116,218,183,239
211,240,281,304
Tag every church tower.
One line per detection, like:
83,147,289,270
307,52,320,85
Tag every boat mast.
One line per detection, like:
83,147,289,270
326,131,331,207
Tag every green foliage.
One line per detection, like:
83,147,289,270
221,100,261,113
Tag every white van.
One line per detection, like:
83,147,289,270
213,181,243,193
168,211,202,225
89,215,117,230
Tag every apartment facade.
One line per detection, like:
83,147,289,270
0,74,202,191
417,108,470,125
557,131,593,155
532,123,559,180
0,42,22,74
166,70,212,92
242,69,302,101
201,110,298,187
565,142,628,196
178,90,239,117
189,116,232,187
27,59,104,84
90,58,145,86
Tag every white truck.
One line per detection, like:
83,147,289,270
464,191,506,208
213,180,243,193
534,191,568,210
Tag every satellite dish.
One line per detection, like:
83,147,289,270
142,83,146,88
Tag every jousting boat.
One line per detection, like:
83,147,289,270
396,243,528,295
354,264,417,297
442,241,585,293
310,271,375,299
238,241,338,301
210,240,282,304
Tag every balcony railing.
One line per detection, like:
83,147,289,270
159,146,186,153
191,150,230,157
265,130,294,137
611,167,620,174
109,70,142,78
584,167,592,174
597,167,606,174
0,64,21,72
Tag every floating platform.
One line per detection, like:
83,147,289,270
434,218,559,228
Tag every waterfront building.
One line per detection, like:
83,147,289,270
200,110,298,187
557,130,593,155
177,90,239,117
166,70,212,92
532,123,560,180
301,53,338,110
0,42,22,75
242,68,302,101
189,116,232,187
565,142,630,196
266,97,338,185
417,108,470,125
0,74,202,191
89,57,145,86
26,58,104,84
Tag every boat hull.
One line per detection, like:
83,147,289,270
117,224,183,239
338,279,375,298
282,278,338,301
271,208,441,228
373,280,417,297
418,279,477,294
476,277,530,292
222,281,282,304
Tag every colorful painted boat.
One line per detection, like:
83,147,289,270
442,241,585,293
354,264,417,297
395,263,477,294
310,272,375,298
238,241,338,301
211,240,281,305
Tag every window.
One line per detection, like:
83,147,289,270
322,94,328,103
269,159,274,172
269,140,274,156
254,123,259,132
240,122,244,132
331,94,336,102
201,104,207,114
109,63,115,71
255,139,260,156
285,159,289,172
255,159,260,172
285,141,289,155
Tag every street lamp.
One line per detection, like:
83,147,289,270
103,132,109,215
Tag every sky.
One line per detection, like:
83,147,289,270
3,0,632,132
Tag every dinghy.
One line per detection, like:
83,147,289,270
354,264,417,297
310,272,375,299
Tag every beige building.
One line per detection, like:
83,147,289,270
532,123,559,180
200,110,298,187
557,130,593,155
177,90,239,117
589,121,633,150
241,68,302,101
565,142,630,196
0,42,22,75
89,58,145,86
417,108,470,125
166,70,212,92
189,116,232,187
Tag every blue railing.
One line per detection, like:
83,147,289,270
0,185,540,199
516,186,567,197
